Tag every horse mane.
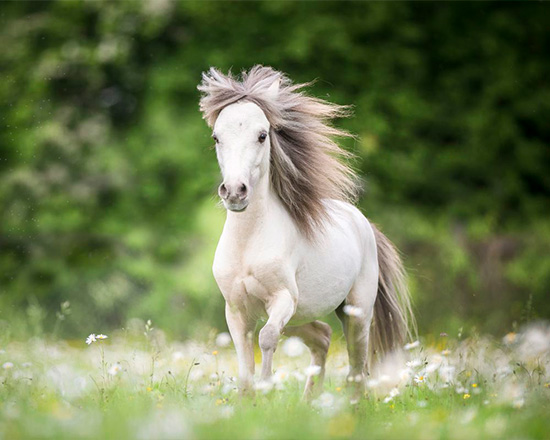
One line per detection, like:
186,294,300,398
198,65,360,239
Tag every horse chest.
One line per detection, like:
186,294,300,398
213,240,291,307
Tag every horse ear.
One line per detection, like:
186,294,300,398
265,77,280,99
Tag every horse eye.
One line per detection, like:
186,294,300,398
258,132,267,143
212,134,219,143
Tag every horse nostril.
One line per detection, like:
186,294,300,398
218,183,228,199
238,183,247,199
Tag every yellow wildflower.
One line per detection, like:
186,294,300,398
463,393,471,399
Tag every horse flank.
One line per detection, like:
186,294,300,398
198,65,360,239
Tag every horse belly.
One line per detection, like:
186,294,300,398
291,242,362,324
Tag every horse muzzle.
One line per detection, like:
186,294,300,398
219,181,249,212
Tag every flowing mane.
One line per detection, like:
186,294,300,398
198,65,360,238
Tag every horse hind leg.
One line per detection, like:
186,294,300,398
336,277,377,392
283,321,332,399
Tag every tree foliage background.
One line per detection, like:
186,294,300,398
1,1,549,340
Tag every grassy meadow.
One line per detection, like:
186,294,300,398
2,3,550,439
1,320,550,439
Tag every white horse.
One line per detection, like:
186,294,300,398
198,66,414,397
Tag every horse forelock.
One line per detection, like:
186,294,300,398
198,65,360,239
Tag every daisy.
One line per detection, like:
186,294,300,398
108,363,121,376
86,334,97,345
96,334,108,340
414,374,426,384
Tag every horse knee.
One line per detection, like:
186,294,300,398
259,324,280,352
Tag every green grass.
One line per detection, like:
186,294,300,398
1,323,550,439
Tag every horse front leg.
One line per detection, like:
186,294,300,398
259,289,295,381
225,302,255,394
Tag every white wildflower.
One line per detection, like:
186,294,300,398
406,359,422,368
272,369,290,384
404,341,420,350
96,334,108,340
312,392,336,410
343,305,363,317
305,365,322,377
414,374,427,384
517,325,550,359
254,380,273,394
425,363,439,374
108,363,121,376
172,351,185,361
282,337,305,357
215,332,232,348
379,374,391,383
2,362,14,370
366,379,380,388
221,383,237,395
86,334,97,345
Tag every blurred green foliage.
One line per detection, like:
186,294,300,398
0,1,549,338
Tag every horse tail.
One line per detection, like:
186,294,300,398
369,224,416,361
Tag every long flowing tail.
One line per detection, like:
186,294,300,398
370,224,417,361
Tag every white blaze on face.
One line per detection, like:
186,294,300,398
213,102,271,212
